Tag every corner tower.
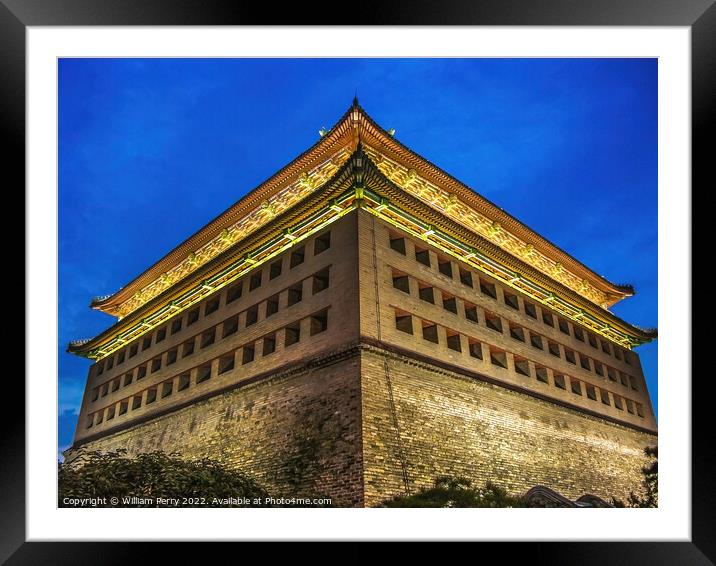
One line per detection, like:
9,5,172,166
66,101,657,506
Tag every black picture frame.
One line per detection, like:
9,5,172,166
4,1,711,562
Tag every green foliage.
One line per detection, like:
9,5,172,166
380,476,524,508
611,446,658,508
59,449,269,507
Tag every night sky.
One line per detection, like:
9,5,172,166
59,58,657,456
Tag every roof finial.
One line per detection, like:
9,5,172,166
353,89,359,107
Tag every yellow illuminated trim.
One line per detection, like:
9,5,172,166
365,147,615,308
356,188,647,350
75,184,649,361
77,193,357,360
100,149,352,319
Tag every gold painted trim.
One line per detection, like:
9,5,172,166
110,149,351,320
364,147,612,309
75,183,650,361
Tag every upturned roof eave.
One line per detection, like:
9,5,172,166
70,146,655,358
353,105,635,304
90,100,635,319
90,103,361,315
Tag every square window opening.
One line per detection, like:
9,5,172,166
565,348,576,365
290,247,305,269
287,283,303,306
514,357,530,377
524,301,537,319
187,308,200,326
196,364,212,384
504,292,519,310
558,319,570,335
442,294,457,314
201,328,216,348
178,373,191,391
479,278,497,299
263,334,276,356
395,312,413,334
438,258,453,278
464,303,479,324
531,334,544,350
389,233,406,255
285,323,301,347
509,324,525,342
245,305,259,327
205,298,220,316
422,322,439,344
227,282,243,304
310,310,329,336
468,340,483,360
312,267,330,294
223,314,239,337
586,385,597,401
219,355,235,374
418,284,435,304
485,312,502,333
415,247,431,267
446,332,461,352
269,260,283,281
266,295,280,318
392,271,410,294
249,272,262,291
536,366,548,383
314,231,331,255
490,349,508,369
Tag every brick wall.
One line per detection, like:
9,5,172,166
358,210,657,432
66,351,365,507
360,346,655,507
75,213,361,445
67,209,657,508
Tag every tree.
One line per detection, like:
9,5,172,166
611,446,658,508
380,476,524,508
59,449,269,507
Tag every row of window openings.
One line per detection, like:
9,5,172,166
389,233,632,365
95,232,332,376
392,272,638,391
87,310,330,424
91,269,330,400
393,311,644,417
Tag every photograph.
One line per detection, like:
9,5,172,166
57,57,659,510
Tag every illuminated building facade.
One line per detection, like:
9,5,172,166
66,101,657,507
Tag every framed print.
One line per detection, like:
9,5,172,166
5,0,712,561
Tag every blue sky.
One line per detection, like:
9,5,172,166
59,58,657,454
